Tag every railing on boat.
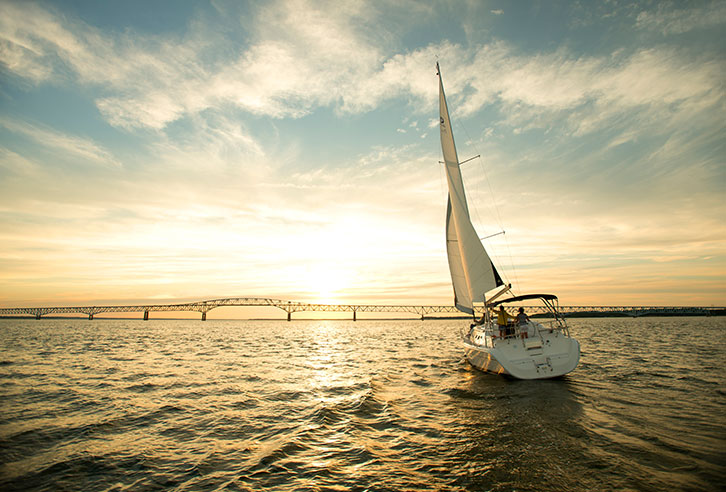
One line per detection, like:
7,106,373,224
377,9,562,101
467,320,569,349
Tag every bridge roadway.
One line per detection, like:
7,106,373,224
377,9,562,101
0,297,722,321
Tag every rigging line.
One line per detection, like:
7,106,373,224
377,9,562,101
480,230,505,240
438,155,481,166
482,151,521,295
455,119,504,229
500,223,521,297
456,116,520,295
437,152,447,207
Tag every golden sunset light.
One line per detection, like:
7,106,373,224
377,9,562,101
0,0,723,313
1,4,725,492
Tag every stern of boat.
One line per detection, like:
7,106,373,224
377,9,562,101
462,322,580,379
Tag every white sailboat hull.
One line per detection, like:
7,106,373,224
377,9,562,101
462,323,580,379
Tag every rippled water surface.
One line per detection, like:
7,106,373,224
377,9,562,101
1,317,724,491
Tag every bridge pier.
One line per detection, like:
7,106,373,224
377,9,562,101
201,312,206,321
143,310,149,321
287,311,291,321
35,313,41,320
353,310,356,321
88,314,94,320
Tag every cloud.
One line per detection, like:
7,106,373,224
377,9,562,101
0,137,451,306
0,118,119,167
0,1,390,128
456,43,723,135
636,1,726,34
0,2,65,83
0,1,455,128
1,1,723,139
0,148,39,175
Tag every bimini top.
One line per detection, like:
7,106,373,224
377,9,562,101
488,294,558,307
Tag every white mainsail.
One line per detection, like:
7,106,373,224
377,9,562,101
438,63,503,314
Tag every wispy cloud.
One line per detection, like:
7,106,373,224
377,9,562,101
2,1,723,139
454,44,724,138
0,147,39,175
0,118,119,167
636,2,726,34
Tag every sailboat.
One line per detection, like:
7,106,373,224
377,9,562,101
437,62,580,379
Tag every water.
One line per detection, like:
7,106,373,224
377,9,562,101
0,317,723,491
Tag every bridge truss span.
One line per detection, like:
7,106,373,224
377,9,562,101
0,297,722,321
0,297,465,321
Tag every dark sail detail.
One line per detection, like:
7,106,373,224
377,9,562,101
492,261,504,287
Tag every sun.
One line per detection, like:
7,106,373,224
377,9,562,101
308,266,347,304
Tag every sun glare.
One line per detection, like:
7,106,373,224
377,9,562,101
285,217,382,304
307,266,348,304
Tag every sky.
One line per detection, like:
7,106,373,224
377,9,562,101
1,0,724,313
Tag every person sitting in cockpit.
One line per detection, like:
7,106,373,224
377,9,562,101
516,307,531,339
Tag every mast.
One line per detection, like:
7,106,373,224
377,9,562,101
438,63,504,314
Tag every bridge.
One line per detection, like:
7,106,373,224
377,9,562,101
0,297,722,321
